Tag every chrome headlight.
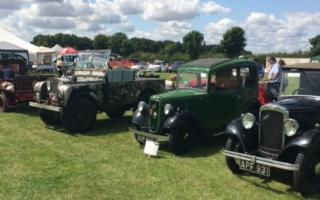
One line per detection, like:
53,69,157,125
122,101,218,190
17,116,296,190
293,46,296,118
46,80,52,92
242,113,256,129
138,101,147,112
164,104,174,115
284,118,299,137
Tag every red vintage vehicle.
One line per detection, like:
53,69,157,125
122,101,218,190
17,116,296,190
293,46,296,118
0,52,52,112
108,53,139,69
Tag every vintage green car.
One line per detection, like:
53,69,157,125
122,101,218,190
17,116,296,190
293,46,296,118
130,58,261,155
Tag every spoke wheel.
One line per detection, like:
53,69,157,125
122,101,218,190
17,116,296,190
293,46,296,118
225,137,244,174
63,98,96,133
169,118,196,155
294,149,320,196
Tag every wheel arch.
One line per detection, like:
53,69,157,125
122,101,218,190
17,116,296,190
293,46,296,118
279,129,320,162
162,111,203,136
68,89,101,110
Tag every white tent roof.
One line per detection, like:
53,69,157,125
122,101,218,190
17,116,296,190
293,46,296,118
37,46,55,53
0,27,39,61
51,44,63,52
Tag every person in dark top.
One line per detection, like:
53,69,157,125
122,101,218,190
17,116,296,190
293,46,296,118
254,58,265,80
3,64,15,80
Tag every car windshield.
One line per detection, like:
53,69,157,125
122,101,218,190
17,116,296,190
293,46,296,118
154,61,163,65
177,72,208,90
281,70,320,96
76,50,110,69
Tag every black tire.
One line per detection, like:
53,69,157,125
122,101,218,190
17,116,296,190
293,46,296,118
169,118,196,155
106,107,126,119
63,98,96,133
225,137,244,174
294,149,320,196
0,93,8,113
39,110,60,125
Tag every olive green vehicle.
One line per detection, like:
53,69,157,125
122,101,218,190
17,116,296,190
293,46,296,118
130,58,260,155
29,50,165,133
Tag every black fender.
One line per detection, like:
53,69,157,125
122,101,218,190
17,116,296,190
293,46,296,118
225,118,259,153
279,129,320,161
162,112,202,136
132,109,148,128
68,89,102,109
162,114,179,134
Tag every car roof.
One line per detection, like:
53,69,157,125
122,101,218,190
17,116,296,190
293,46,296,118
283,63,320,70
182,58,229,68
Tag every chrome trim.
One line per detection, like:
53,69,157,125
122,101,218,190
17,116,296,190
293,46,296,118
259,103,289,150
129,127,169,143
29,102,62,112
223,150,300,171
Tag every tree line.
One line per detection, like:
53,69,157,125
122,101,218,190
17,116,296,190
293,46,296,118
31,27,319,63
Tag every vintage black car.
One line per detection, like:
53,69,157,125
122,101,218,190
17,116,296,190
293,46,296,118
223,63,320,195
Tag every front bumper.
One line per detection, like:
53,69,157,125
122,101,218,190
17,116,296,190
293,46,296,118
29,102,62,113
223,150,300,171
129,127,169,143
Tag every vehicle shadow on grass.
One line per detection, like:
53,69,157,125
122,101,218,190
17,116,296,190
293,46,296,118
8,103,39,117
237,171,320,198
159,135,228,158
47,116,132,137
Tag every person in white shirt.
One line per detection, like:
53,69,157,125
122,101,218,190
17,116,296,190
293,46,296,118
268,57,280,80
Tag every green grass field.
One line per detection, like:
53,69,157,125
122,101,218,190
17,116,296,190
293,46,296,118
1,106,319,200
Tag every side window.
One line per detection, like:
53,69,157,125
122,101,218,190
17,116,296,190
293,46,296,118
240,67,255,87
211,68,238,91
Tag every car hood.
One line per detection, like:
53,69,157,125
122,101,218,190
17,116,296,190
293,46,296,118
276,95,320,131
277,95,320,112
151,89,206,102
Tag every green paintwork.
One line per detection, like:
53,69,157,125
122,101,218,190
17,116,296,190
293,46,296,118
148,58,259,135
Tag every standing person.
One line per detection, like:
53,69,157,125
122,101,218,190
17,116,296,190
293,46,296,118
266,57,281,101
278,59,287,92
268,57,280,81
254,58,265,80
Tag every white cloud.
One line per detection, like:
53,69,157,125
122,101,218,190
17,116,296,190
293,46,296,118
204,18,236,44
114,0,143,15
201,1,231,15
142,0,199,21
120,21,135,32
204,12,320,53
129,20,192,42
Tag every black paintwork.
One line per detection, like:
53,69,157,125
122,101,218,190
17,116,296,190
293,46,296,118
226,95,320,162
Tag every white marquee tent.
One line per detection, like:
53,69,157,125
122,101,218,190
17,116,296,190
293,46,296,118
0,27,39,62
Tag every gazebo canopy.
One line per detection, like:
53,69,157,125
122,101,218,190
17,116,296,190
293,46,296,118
59,47,78,55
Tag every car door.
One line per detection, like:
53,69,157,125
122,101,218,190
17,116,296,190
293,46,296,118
238,64,258,111
203,66,242,133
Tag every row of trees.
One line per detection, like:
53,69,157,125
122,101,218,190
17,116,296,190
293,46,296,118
31,27,247,62
32,27,319,63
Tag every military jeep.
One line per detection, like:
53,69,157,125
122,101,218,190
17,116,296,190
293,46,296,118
29,50,165,133
223,63,320,195
130,58,261,155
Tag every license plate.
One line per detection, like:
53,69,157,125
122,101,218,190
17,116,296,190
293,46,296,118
136,135,147,143
239,160,271,177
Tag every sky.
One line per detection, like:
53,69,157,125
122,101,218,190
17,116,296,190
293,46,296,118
0,0,319,53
